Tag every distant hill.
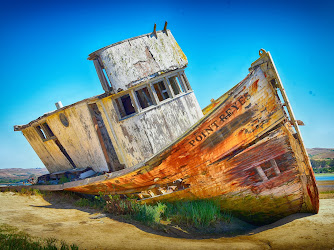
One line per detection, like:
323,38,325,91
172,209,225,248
306,148,334,173
307,148,334,160
0,168,48,183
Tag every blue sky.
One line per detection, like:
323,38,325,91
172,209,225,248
0,0,333,169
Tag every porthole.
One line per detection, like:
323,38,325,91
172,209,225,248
59,113,69,127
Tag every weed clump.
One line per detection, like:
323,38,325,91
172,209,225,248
104,195,166,226
0,224,78,249
17,188,44,196
74,192,106,210
164,200,231,228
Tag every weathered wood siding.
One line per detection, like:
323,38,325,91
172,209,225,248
97,30,188,91
22,127,73,173
22,91,202,174
22,103,109,173
100,91,203,168
46,103,109,172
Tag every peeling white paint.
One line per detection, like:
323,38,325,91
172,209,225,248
98,30,187,91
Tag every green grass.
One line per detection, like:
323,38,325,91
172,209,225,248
0,179,27,184
164,199,232,228
75,197,105,210
314,173,334,177
319,190,334,194
104,195,231,228
132,202,167,226
104,195,165,226
0,224,78,250
59,176,70,184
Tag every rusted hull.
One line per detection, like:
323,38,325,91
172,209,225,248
32,51,319,224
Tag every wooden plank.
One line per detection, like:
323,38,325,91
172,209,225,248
97,100,128,166
93,59,110,92
43,139,74,171
88,103,124,172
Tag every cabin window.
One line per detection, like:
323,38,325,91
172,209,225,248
115,94,136,118
135,87,154,109
180,73,192,91
168,76,183,96
35,122,55,141
35,125,47,140
43,122,54,137
153,81,170,102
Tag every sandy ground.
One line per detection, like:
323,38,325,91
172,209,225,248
0,191,333,250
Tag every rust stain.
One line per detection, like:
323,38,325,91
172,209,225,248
251,79,259,92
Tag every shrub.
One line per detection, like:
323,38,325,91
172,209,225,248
59,176,69,184
74,193,105,210
132,202,166,226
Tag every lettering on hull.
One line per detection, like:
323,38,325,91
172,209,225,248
189,92,251,147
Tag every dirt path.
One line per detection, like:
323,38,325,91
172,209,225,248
0,192,333,249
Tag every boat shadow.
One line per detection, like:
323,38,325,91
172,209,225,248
30,193,315,239
247,212,314,235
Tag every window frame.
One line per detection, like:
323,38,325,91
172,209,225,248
167,74,184,96
35,122,56,141
178,72,192,92
134,85,155,110
112,69,193,121
151,78,172,103
113,92,138,120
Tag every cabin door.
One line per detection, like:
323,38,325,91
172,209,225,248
88,103,124,172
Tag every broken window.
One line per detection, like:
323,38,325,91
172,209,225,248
153,81,170,102
180,73,192,91
168,76,183,96
115,94,136,118
35,122,55,141
42,122,54,137
35,125,47,140
135,87,154,109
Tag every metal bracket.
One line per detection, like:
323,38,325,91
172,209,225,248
152,23,157,38
163,21,168,35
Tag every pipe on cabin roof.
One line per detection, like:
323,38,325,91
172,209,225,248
55,101,63,110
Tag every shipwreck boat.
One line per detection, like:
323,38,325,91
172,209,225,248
14,24,318,224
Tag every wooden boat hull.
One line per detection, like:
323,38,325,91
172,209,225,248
31,50,319,224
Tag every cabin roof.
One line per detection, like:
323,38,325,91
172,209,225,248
13,92,108,131
87,30,169,60
88,29,188,91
